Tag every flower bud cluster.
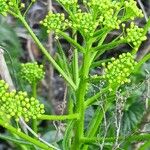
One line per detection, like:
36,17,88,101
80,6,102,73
20,62,45,85
124,0,143,20
0,0,27,16
102,53,137,90
0,80,45,122
0,80,9,94
83,0,143,29
57,0,77,7
121,22,147,47
84,0,122,29
0,0,8,16
70,12,98,37
40,12,67,33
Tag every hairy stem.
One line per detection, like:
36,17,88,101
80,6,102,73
72,51,92,149
32,82,37,133
38,114,79,121
81,133,150,144
57,30,84,53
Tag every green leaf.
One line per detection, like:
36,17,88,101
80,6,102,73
56,40,71,77
0,134,34,146
122,102,144,133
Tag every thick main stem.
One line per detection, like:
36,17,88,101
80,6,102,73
72,52,92,149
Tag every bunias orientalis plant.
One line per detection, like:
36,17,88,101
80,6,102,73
0,0,150,150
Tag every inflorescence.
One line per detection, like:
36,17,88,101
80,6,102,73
124,0,143,20
41,0,144,36
69,12,98,37
84,0,122,29
20,62,45,85
0,0,27,16
102,52,137,91
0,80,45,122
122,22,147,47
0,0,8,16
40,12,67,33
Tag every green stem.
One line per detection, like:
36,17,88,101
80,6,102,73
81,133,150,144
62,120,75,150
84,87,109,108
32,82,37,98
135,53,150,71
91,58,111,68
17,15,77,90
143,18,150,34
23,1,34,17
92,39,125,52
0,134,33,146
72,51,92,150
73,49,80,87
57,30,84,53
38,114,79,121
32,82,37,133
0,119,53,150
82,101,112,150
87,76,104,83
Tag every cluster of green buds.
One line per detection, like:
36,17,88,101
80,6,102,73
84,0,122,29
0,80,9,94
0,80,45,122
83,0,143,29
20,62,45,85
124,0,143,20
70,12,98,37
56,0,78,7
121,22,147,47
102,53,137,91
101,12,121,30
0,0,27,16
0,0,9,16
40,12,67,33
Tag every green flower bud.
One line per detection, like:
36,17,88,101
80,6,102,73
124,0,143,20
123,22,147,47
0,0,9,16
0,80,45,122
40,12,68,33
103,52,137,90
20,62,45,85
70,12,98,38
